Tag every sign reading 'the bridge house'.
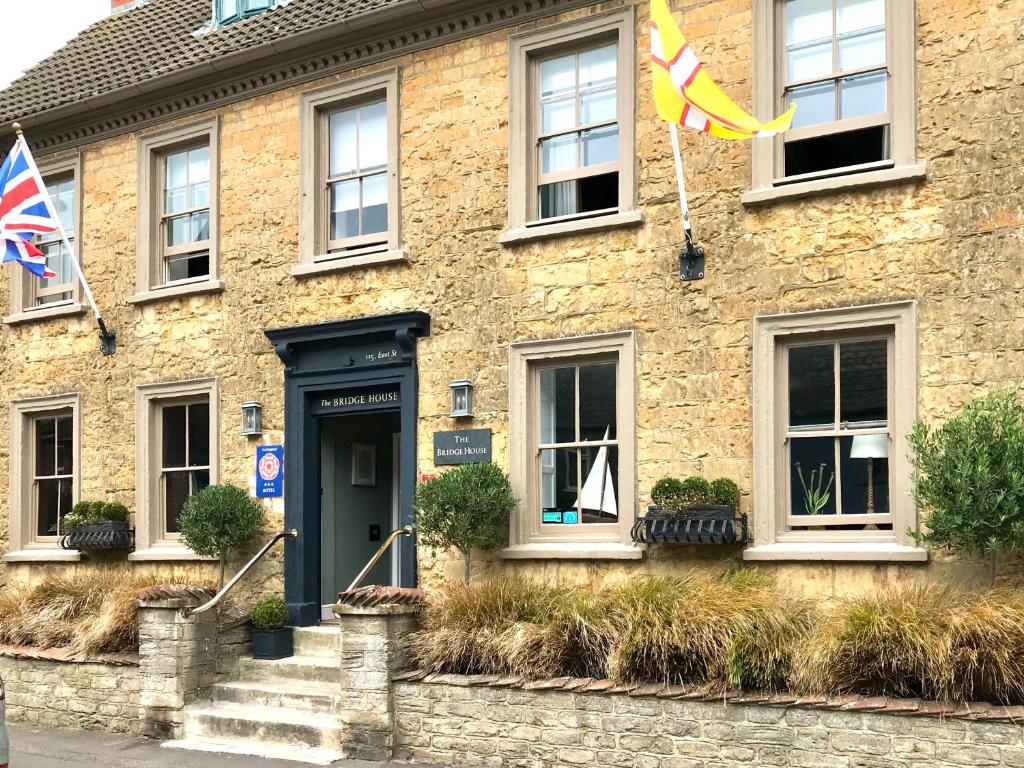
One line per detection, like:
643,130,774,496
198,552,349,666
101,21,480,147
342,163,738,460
256,445,284,498
433,429,492,466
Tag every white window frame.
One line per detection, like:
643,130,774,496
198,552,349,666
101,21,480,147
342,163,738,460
296,69,405,276
502,9,642,245
506,331,640,560
5,152,86,325
744,0,924,205
132,378,219,560
5,393,82,562
747,301,926,562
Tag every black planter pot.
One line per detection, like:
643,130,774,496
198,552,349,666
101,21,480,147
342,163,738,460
251,627,293,660
59,521,134,551
631,505,749,545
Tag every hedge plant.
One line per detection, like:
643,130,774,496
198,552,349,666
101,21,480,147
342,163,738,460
909,387,1024,583
177,484,263,587
413,462,516,583
650,475,741,511
251,596,289,631
61,500,130,534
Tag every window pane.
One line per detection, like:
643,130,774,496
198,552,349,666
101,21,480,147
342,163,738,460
166,151,188,190
329,109,358,177
837,0,885,34
162,405,187,468
582,125,618,166
784,124,889,177
579,445,617,524
192,469,211,496
785,0,833,46
361,173,388,236
189,146,210,184
841,435,889,515
790,437,837,517
166,251,210,282
539,181,577,219
191,210,210,242
38,241,72,294
541,134,578,174
166,214,191,247
188,403,210,467
37,478,60,537
219,0,238,19
35,418,56,476
164,472,190,533
579,44,616,89
190,180,210,209
58,478,73,533
839,29,885,70
542,97,576,134
540,54,575,99
330,179,360,240
789,344,834,429
47,178,74,231
578,171,618,213
788,40,833,81
539,366,576,444
581,90,616,125
787,81,836,128
540,447,578,520
56,416,73,475
840,339,887,425
165,186,188,215
358,101,388,172
840,70,887,119
579,363,616,442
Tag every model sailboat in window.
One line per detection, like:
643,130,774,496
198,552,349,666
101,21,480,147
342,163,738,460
574,427,617,519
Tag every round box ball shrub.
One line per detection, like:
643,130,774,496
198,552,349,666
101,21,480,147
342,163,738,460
251,596,289,632
709,478,741,510
651,477,686,508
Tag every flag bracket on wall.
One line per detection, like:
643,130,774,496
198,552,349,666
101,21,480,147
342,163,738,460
679,239,705,281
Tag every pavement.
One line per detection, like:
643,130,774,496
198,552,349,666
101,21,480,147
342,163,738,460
7,725,432,767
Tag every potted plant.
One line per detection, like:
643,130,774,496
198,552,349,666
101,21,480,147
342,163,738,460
60,500,133,550
177,484,263,588
413,462,516,583
794,462,834,531
633,475,747,544
250,595,293,660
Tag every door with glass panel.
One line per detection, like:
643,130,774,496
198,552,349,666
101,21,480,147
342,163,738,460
784,334,892,532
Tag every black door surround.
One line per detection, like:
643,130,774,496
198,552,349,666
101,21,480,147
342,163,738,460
266,311,430,627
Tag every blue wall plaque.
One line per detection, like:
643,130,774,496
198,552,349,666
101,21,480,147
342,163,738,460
256,445,284,498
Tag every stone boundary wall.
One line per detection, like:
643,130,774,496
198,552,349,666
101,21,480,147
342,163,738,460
392,675,1024,767
0,650,141,734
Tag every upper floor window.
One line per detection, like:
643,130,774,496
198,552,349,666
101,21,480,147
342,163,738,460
134,119,222,303
504,10,639,244
217,0,273,25
297,70,404,276
747,0,919,202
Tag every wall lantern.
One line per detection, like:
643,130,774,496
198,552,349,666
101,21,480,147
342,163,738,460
449,380,474,418
241,401,263,437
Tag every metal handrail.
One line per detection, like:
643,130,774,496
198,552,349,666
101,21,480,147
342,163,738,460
182,529,298,617
345,525,413,593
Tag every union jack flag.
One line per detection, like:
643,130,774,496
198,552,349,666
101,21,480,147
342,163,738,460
0,137,58,278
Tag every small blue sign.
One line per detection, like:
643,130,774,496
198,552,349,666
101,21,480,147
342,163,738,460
256,445,283,498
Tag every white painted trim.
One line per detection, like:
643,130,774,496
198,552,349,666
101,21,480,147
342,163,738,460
743,542,928,562
4,302,87,326
741,163,927,206
291,250,408,277
499,210,643,245
500,542,643,560
128,278,225,305
3,549,81,563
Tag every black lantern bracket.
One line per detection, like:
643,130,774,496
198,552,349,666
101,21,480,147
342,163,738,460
679,235,706,281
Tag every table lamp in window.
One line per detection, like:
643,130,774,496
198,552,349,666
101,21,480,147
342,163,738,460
849,434,889,514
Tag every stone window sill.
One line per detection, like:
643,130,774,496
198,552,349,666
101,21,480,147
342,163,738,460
743,542,929,562
500,542,644,560
4,302,87,326
741,163,927,206
128,546,215,562
499,209,644,245
292,249,409,277
3,548,81,562
129,278,225,305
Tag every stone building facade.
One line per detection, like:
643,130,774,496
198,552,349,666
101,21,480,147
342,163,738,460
0,0,1021,621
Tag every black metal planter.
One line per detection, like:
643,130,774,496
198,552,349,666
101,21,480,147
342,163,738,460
251,627,294,660
631,505,749,545
59,521,134,551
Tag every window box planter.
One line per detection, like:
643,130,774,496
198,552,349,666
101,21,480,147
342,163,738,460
59,521,134,551
251,627,293,660
631,505,749,545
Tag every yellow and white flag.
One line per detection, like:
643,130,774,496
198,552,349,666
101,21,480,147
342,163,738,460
650,0,795,139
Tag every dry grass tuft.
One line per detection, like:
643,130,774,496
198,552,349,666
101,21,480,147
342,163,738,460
941,590,1024,704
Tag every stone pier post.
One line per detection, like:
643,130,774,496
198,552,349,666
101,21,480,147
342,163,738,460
136,585,217,739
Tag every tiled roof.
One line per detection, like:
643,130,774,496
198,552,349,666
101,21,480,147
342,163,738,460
0,0,404,126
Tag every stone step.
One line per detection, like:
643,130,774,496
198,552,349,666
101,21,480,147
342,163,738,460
213,679,350,712
292,625,341,657
162,737,344,766
182,702,347,750
237,654,339,684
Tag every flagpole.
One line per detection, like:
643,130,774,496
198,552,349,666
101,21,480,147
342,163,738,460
668,123,705,281
11,123,116,354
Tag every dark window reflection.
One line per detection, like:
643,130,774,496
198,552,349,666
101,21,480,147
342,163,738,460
840,339,887,425
789,345,834,428
790,437,837,517
540,447,578,521
540,366,576,444
162,405,187,468
579,363,616,441
840,435,889,515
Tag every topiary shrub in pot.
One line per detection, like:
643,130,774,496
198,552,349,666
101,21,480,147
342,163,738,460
250,595,293,660
177,484,263,588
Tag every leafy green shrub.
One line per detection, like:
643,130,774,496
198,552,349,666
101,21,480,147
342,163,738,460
909,387,1024,581
251,596,289,631
678,476,712,507
178,485,263,587
60,500,130,533
413,462,516,583
101,502,128,522
709,478,741,510
651,477,685,508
